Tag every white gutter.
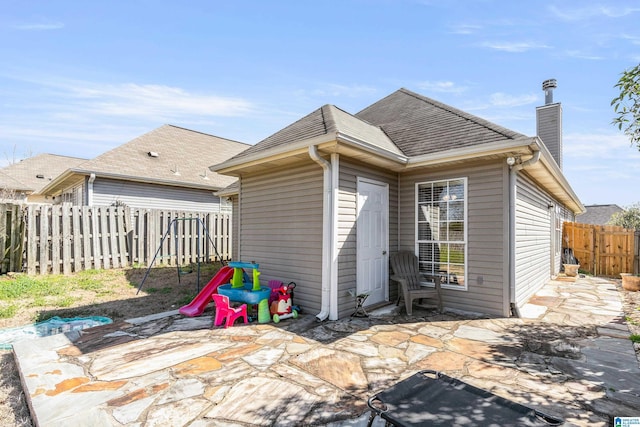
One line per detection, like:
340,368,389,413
335,132,408,163
87,173,96,206
508,149,540,317
309,145,334,322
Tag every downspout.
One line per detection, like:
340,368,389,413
87,173,96,206
309,146,333,322
508,149,540,317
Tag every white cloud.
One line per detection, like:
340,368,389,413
12,22,64,31
449,24,482,35
563,132,637,159
549,5,640,21
462,92,538,113
60,81,253,119
564,50,604,60
479,41,550,53
417,81,468,94
0,74,258,159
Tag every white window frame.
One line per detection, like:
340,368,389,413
415,178,468,291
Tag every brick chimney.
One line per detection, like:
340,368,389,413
536,79,563,169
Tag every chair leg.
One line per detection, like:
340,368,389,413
405,297,413,316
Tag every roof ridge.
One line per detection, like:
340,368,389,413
398,88,524,140
165,124,251,146
319,105,335,135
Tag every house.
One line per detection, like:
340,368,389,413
212,86,584,320
40,125,250,212
576,204,624,225
0,154,87,203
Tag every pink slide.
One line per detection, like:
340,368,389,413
179,266,234,317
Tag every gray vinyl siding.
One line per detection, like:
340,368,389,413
336,159,399,319
514,174,553,307
238,161,324,315
399,161,509,317
92,178,225,212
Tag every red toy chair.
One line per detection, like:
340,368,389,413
212,294,248,328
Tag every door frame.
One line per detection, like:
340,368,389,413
356,177,389,304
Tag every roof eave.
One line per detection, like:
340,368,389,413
406,137,537,168
39,168,226,195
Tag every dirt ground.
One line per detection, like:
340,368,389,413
0,271,639,427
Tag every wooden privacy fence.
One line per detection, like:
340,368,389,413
1,203,232,275
0,203,23,274
563,221,636,276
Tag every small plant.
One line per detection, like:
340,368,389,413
625,316,640,326
630,334,640,344
0,303,18,318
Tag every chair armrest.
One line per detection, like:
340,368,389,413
390,275,407,285
422,274,442,292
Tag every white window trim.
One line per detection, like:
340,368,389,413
415,178,468,291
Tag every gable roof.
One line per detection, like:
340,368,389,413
41,125,250,194
576,204,624,225
212,88,583,213
0,154,87,193
224,104,402,164
356,88,526,156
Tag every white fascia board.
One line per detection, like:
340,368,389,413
335,132,409,163
210,134,338,174
406,137,538,168
40,168,223,193
532,144,585,214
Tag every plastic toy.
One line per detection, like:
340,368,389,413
270,282,298,323
212,294,248,328
217,262,271,323
179,266,235,317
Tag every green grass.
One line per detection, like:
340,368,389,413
625,316,640,326
0,304,18,319
630,334,640,344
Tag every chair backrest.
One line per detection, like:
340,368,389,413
212,293,230,309
390,251,422,289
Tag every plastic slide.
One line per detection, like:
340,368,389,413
179,266,235,317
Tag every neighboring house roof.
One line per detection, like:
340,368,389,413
576,204,624,225
0,170,29,192
212,88,584,214
0,154,87,193
41,125,251,195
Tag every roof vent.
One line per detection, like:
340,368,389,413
148,151,159,157
36,174,45,179
542,79,557,105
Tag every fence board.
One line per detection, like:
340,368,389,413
563,222,635,276
1,204,231,274
62,204,72,274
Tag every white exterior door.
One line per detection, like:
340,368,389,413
357,178,389,305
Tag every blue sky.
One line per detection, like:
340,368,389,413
1,0,639,206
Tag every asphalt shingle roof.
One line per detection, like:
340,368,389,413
355,88,526,156
576,204,624,225
221,88,526,166
224,104,402,163
74,125,250,189
0,154,86,192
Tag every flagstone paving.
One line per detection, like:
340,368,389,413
12,276,640,426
